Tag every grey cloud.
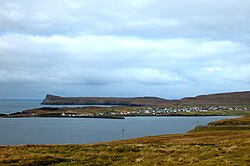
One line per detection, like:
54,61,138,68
1,34,249,86
0,0,250,42
0,0,250,99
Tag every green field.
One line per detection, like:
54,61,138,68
1,115,250,165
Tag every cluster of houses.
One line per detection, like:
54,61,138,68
111,106,249,116
207,106,250,111
61,105,250,117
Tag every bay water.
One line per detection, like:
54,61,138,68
0,116,236,145
0,99,112,114
0,100,237,145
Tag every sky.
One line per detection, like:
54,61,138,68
0,0,250,99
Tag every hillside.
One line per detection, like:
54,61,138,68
180,91,250,106
42,91,250,106
42,94,170,106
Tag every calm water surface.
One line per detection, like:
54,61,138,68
0,100,238,145
0,100,42,114
0,116,236,145
0,100,113,114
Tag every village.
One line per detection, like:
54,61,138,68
62,106,250,117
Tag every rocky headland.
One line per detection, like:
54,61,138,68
42,91,250,106
41,94,171,106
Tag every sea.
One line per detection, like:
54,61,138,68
0,99,113,115
0,100,238,145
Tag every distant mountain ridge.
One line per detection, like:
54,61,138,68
42,94,170,106
180,91,250,106
42,91,250,106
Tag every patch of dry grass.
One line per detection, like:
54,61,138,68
1,130,250,165
208,115,250,126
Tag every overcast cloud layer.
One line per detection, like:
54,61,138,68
0,0,250,99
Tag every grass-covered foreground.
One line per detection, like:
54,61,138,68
1,116,250,165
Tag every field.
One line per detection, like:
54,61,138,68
1,116,250,165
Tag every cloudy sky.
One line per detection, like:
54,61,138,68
0,0,250,99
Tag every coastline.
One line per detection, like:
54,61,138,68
1,114,240,119
3,105,250,118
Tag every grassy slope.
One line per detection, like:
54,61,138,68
180,91,250,106
208,115,250,125
1,116,250,165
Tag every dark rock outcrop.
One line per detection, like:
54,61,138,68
0,113,8,117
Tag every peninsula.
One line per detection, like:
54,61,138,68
41,95,170,106
5,91,250,118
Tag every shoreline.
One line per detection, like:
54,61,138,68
0,114,238,119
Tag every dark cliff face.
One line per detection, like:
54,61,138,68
41,95,170,106
42,94,79,105
0,113,8,117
